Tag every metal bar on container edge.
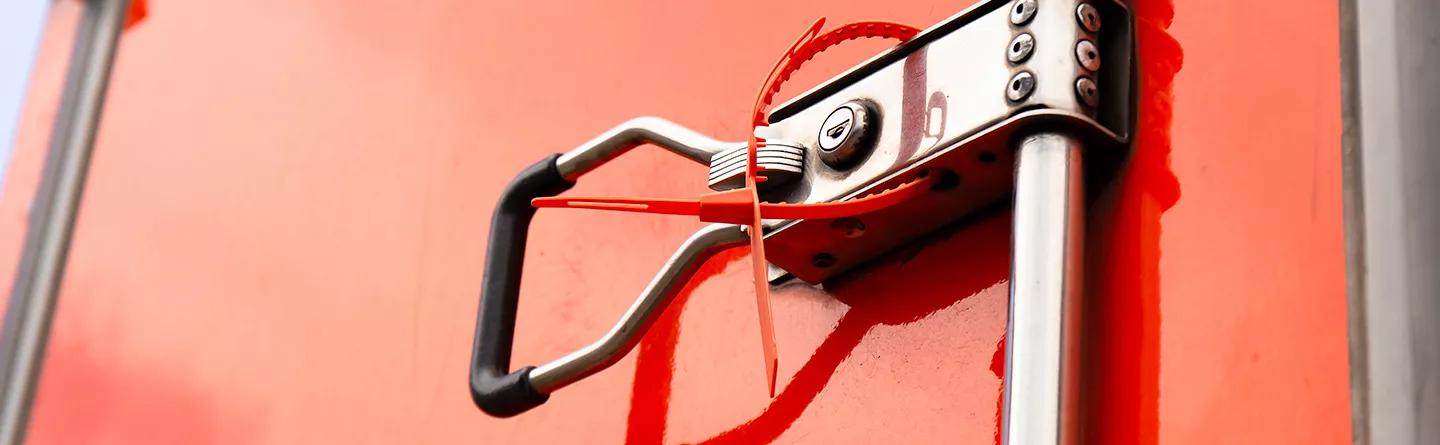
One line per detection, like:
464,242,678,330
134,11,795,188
0,0,132,443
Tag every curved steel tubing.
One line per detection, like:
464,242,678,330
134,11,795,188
471,117,746,417
555,117,743,180
528,224,748,393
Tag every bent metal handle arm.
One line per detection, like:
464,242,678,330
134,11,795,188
470,119,745,418
527,224,746,392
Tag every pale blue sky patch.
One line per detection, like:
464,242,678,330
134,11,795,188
0,0,53,192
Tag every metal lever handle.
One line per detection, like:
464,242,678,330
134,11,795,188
470,154,574,417
469,198,743,416
470,119,743,417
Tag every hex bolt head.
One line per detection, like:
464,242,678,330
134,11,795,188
1007,71,1036,102
1010,0,1038,25
1076,77,1100,107
1077,3,1102,33
1076,39,1101,72
817,101,875,169
1008,33,1035,64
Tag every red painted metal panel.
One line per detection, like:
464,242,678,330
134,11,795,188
4,0,1346,443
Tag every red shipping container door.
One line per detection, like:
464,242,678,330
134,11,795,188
4,0,1346,443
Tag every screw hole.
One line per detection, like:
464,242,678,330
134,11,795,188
1013,42,1023,52
812,253,837,268
1088,50,1097,59
830,218,866,238
978,151,998,163
1012,79,1022,90
929,169,961,191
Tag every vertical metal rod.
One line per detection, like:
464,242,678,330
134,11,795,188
0,0,130,443
1003,133,1085,445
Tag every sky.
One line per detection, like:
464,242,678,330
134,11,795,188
0,0,52,192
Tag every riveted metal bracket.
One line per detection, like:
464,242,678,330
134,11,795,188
756,0,1133,283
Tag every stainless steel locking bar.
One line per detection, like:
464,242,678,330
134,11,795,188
0,1,132,443
1003,132,1085,445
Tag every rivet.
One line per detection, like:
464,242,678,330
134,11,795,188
1008,33,1035,64
1010,0,1038,25
1007,71,1036,102
1076,3,1102,33
1076,77,1099,107
830,218,866,238
1076,40,1100,71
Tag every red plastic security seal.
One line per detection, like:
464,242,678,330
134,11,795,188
535,18,921,397
530,172,934,225
743,18,918,398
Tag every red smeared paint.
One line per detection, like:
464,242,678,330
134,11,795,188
1081,0,1180,442
992,335,1005,445
699,215,1012,444
625,248,750,444
29,327,262,444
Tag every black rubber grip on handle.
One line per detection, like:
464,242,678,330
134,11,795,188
470,154,574,417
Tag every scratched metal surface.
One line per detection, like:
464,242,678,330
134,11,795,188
0,0,1347,443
